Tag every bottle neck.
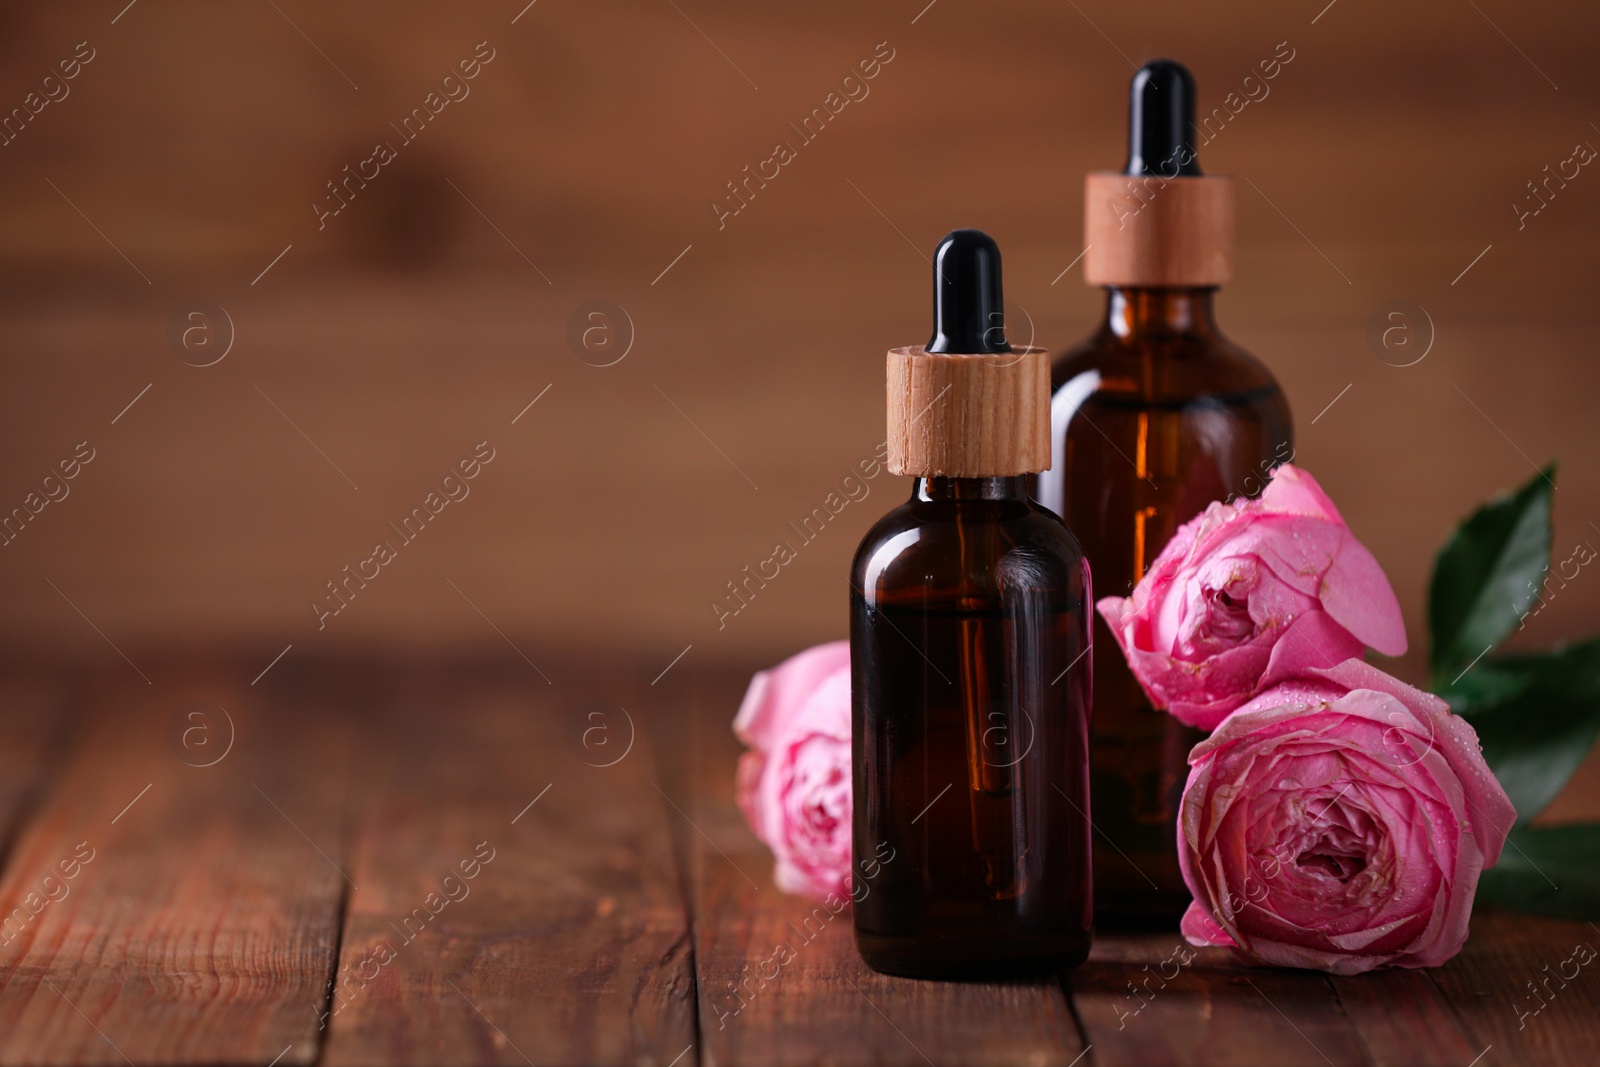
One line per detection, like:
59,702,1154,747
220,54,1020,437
913,476,1029,502
1103,287,1219,340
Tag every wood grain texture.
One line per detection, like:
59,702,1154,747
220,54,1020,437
319,661,696,1067
887,346,1052,478
4,658,1600,1066
0,0,1599,714
1083,173,1235,287
0,664,349,1066
1068,929,1372,1067
658,666,1086,1067
1427,907,1600,1067
1329,969,1480,1067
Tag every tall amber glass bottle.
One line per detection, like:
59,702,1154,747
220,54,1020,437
852,230,1093,977
1034,61,1293,925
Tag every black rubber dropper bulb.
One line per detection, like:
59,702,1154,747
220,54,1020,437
926,229,1011,355
1125,59,1202,178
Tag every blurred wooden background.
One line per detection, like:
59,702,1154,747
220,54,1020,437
0,0,1596,708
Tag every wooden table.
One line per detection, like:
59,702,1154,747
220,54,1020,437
1,657,1595,1067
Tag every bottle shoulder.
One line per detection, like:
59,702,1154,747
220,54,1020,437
851,495,1087,602
1052,323,1286,408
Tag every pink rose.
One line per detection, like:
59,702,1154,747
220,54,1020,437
1096,464,1407,730
734,641,852,901
1179,660,1516,975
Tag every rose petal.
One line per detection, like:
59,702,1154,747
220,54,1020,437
1318,535,1408,656
1182,901,1236,947
1258,464,1346,524
732,641,854,903
733,640,851,749
1094,465,1407,723
1177,663,1516,974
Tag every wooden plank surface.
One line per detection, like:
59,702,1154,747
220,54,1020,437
0,664,349,1066
1427,907,1600,1067
1329,969,1481,1067
2,658,1600,1067
318,660,696,1067
657,666,1087,1067
1069,930,1372,1067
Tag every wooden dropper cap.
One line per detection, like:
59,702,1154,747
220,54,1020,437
1083,59,1235,288
887,230,1051,478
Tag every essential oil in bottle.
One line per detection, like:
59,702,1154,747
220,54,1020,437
851,229,1093,978
1033,60,1293,926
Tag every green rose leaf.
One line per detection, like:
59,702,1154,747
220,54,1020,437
1477,824,1600,919
1438,655,1538,716
1459,639,1600,824
1428,464,1556,684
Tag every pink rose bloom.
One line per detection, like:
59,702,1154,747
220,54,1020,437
1179,660,1516,975
734,641,852,901
1097,464,1407,730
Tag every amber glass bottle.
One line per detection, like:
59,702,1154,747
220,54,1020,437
852,230,1093,978
1034,61,1293,925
